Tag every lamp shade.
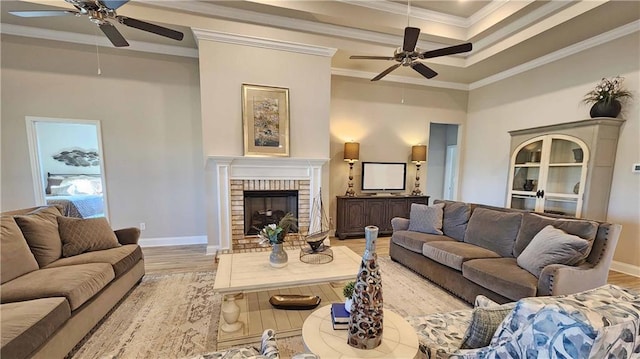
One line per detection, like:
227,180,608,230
411,145,427,163
344,142,360,161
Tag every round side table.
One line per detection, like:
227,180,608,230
302,305,419,358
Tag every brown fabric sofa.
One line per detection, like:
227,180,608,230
390,200,622,304
1,206,145,359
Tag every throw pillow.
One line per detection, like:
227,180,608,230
460,305,515,349
58,217,120,257
14,206,63,267
513,212,598,257
433,200,471,241
1,216,40,283
463,207,522,257
517,225,591,278
408,202,445,235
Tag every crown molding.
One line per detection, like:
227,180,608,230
0,23,199,58
469,20,640,90
336,0,467,27
331,68,469,91
338,0,511,28
191,28,337,57
473,1,570,50
137,0,454,51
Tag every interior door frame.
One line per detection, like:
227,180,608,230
25,116,109,219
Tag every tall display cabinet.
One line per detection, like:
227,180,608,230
507,118,624,221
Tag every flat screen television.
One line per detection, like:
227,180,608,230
361,162,407,192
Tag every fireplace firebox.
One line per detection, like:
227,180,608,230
244,190,299,235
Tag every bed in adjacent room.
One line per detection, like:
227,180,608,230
45,173,104,218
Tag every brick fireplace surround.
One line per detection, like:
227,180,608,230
231,179,309,249
207,157,327,252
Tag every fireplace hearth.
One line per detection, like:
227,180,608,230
244,190,299,235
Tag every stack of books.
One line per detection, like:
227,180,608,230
331,302,350,330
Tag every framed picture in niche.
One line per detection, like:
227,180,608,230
242,84,290,157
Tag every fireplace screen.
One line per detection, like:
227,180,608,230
244,190,299,235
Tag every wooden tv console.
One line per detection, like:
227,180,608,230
335,195,429,239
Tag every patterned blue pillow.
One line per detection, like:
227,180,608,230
408,203,445,235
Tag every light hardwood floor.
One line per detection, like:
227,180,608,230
141,236,640,292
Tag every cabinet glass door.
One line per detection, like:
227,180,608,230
508,135,587,218
542,137,586,217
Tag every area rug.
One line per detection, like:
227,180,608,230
70,256,470,359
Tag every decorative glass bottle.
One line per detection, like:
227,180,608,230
347,225,383,349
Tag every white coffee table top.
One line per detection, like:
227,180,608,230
302,305,419,359
214,246,362,294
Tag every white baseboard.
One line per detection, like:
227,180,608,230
610,261,640,278
206,245,219,256
139,235,207,248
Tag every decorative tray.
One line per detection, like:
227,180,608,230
269,294,321,310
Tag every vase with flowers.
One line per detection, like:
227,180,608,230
583,76,633,118
258,213,297,268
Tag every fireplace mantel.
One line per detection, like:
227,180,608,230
206,156,328,251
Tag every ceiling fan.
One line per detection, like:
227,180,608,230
350,26,472,81
9,0,184,48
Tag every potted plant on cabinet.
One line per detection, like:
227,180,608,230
583,76,633,118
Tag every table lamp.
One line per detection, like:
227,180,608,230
344,142,360,197
411,145,427,196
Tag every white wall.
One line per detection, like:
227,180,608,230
1,35,206,241
329,76,468,221
196,37,332,249
464,33,640,268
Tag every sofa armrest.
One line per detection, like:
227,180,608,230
538,263,605,296
391,217,410,231
114,227,141,245
538,222,622,296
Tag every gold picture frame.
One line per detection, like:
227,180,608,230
242,84,290,157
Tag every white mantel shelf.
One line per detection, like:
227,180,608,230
206,156,329,251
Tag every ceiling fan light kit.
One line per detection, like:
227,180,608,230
350,26,472,81
9,0,184,48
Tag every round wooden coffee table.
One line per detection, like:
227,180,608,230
302,305,419,358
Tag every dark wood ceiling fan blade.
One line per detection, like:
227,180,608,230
372,63,401,81
119,16,184,41
99,22,129,47
403,27,421,52
349,55,395,60
9,10,76,17
100,0,130,10
411,62,438,79
420,43,472,59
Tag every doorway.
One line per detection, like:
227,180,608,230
26,117,109,219
427,123,460,201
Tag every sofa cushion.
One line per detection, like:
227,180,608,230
391,230,455,253
463,208,522,257
1,297,71,359
0,263,115,310
408,202,445,235
434,200,471,241
45,244,142,278
58,216,120,257
514,213,598,257
460,305,515,349
463,258,538,301
1,216,39,284
406,309,473,359
422,241,501,271
517,225,591,278
13,206,63,267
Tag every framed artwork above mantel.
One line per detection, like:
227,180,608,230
242,84,290,157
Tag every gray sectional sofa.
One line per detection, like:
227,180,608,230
1,206,145,359
390,200,622,304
